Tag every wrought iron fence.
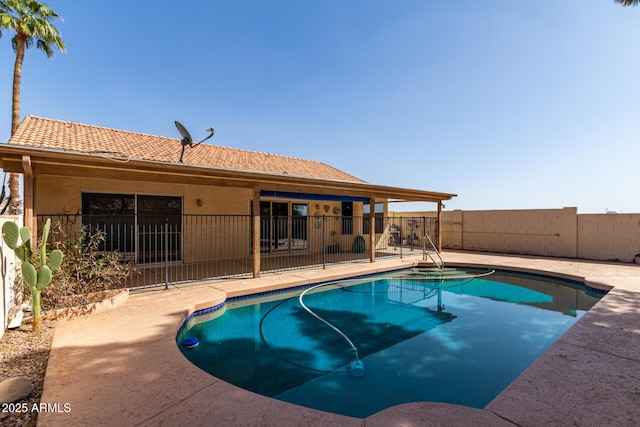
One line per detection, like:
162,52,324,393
37,214,437,289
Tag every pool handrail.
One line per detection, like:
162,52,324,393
423,234,444,269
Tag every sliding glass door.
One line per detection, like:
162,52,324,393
260,201,308,252
136,195,182,263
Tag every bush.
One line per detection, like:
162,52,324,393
39,223,137,310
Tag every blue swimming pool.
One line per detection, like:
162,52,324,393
177,267,603,418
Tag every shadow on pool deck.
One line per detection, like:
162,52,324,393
38,252,640,426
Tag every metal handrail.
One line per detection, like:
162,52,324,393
423,234,444,269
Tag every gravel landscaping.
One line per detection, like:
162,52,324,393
0,319,54,427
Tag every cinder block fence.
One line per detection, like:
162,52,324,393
392,207,640,263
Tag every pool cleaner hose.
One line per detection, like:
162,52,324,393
299,282,365,378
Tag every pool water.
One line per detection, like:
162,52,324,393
177,268,603,418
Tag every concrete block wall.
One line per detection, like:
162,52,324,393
442,210,462,250
391,207,640,263
458,207,578,258
578,214,640,262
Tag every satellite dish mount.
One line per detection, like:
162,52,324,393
175,121,214,163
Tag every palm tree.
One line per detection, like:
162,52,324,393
0,0,65,214
615,0,640,6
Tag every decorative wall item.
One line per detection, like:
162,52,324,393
333,207,340,214
323,205,330,212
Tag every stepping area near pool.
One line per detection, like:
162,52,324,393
39,252,640,426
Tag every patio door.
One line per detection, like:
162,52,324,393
260,201,288,252
137,195,182,263
259,201,308,252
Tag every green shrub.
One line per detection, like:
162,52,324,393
42,222,137,310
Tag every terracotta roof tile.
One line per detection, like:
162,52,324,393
8,116,366,183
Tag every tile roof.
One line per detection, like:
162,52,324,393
8,116,366,183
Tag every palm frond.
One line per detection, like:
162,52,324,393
615,0,640,6
0,0,65,54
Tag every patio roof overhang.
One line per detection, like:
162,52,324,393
0,144,456,204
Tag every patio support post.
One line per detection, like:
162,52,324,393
22,156,36,235
252,187,261,278
322,216,326,269
369,197,375,263
437,200,443,252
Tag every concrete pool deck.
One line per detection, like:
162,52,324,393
38,251,640,426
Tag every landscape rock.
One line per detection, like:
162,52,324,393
0,377,32,404
7,309,23,329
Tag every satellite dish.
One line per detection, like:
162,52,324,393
175,121,193,146
175,120,214,163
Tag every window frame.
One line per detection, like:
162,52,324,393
363,202,384,234
81,192,183,263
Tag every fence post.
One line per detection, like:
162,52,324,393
422,216,427,255
437,201,442,252
369,198,375,263
164,217,169,290
400,216,403,259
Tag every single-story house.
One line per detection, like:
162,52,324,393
0,115,455,285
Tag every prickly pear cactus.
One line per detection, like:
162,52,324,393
2,218,64,332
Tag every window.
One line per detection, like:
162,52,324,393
82,193,134,253
81,193,182,263
342,201,353,235
82,193,134,215
363,202,384,234
291,203,308,244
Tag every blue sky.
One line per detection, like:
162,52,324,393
1,0,639,213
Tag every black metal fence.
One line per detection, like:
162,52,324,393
38,214,437,289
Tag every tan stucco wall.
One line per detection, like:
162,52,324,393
35,175,253,215
391,207,640,263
